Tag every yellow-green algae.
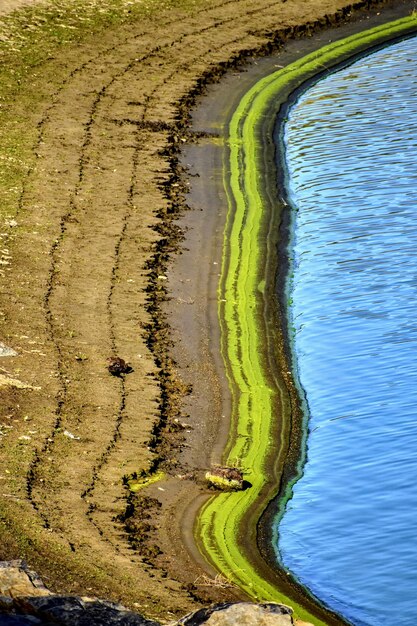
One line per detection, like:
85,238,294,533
128,470,165,492
196,14,417,626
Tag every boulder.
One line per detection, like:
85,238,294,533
20,595,159,625
0,561,158,626
205,467,244,491
0,560,51,605
174,602,294,625
0,617,49,625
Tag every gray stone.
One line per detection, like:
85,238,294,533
0,561,50,600
0,561,158,626
0,617,46,625
175,602,294,626
24,596,159,625
0,342,18,357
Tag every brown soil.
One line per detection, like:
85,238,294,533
0,0,414,623
0,0,43,13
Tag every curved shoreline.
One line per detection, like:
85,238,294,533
191,11,417,626
1,0,417,622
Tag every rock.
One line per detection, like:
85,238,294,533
21,595,159,625
175,602,294,625
107,356,133,376
0,617,48,625
0,342,18,357
205,467,244,491
0,561,158,626
0,560,51,602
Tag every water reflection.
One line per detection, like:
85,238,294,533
277,35,417,626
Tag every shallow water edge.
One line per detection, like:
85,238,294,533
278,34,417,626
193,9,417,626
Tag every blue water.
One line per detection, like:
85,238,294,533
276,35,417,626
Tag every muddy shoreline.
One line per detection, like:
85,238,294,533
0,0,415,623
167,0,417,622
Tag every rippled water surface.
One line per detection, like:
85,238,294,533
276,35,417,626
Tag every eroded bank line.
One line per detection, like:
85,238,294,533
195,13,417,626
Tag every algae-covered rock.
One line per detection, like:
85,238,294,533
205,467,244,491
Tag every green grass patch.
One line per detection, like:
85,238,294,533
0,0,206,228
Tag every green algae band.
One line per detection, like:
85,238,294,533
195,13,417,626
